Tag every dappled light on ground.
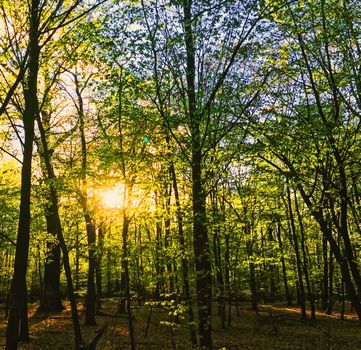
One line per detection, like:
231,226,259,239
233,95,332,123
1,301,361,349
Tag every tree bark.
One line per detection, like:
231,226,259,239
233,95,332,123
39,211,63,312
164,181,174,293
170,162,198,347
211,192,226,329
84,210,97,325
37,110,63,312
36,106,83,349
322,234,329,310
286,182,307,319
294,193,316,319
183,1,213,347
6,2,40,347
74,71,97,326
326,248,334,315
224,225,232,326
246,225,258,314
296,183,361,320
276,222,292,306
96,224,104,312
118,211,130,313
121,212,136,350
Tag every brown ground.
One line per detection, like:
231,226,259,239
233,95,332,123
0,300,360,349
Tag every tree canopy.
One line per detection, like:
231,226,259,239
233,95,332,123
0,0,361,349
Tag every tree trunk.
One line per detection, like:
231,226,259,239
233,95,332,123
75,71,97,326
211,192,226,329
286,182,307,319
154,212,163,299
36,105,83,348
75,226,80,291
191,153,213,348
294,193,316,319
84,210,97,325
106,226,112,295
121,212,136,350
6,2,40,346
118,212,129,313
276,222,292,306
96,224,104,312
224,228,232,327
183,0,213,346
213,230,226,328
267,227,277,301
322,234,328,310
246,226,258,314
296,184,361,320
170,162,198,347
164,181,174,293
39,211,63,312
326,248,333,315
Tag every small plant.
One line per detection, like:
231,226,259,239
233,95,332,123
145,295,187,349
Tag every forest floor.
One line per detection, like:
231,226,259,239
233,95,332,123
0,299,360,349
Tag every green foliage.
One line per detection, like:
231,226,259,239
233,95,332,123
1,1,361,342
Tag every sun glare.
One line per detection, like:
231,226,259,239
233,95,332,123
100,187,123,209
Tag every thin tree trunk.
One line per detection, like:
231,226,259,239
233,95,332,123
170,162,198,348
296,184,361,320
211,191,226,329
326,248,333,315
154,210,163,299
74,71,97,326
107,226,112,295
267,227,277,301
246,226,258,315
118,213,129,313
294,193,316,319
322,234,329,310
164,181,174,293
294,21,361,316
225,230,232,326
276,222,292,306
96,224,104,312
83,210,97,325
122,212,136,350
286,182,307,319
341,280,345,320
75,225,80,291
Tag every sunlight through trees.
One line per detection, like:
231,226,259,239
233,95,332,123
0,0,360,349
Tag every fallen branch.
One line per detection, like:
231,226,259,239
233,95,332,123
81,325,107,350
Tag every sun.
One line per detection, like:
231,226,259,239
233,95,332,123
99,187,123,209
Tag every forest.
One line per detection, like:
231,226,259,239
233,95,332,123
0,0,361,349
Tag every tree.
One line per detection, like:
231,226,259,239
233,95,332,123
254,0,361,320
136,1,269,346
6,1,41,346
5,1,105,348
